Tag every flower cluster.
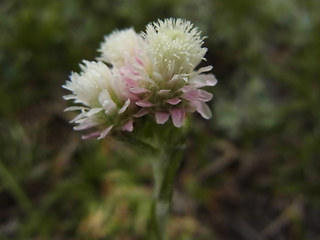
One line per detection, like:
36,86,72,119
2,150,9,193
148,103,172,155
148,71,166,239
63,18,217,139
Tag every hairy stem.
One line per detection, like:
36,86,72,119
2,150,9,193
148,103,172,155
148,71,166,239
147,146,183,240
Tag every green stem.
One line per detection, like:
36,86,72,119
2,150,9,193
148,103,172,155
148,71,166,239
147,146,184,240
0,159,34,213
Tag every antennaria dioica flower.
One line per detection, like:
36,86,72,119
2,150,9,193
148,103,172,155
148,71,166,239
63,18,217,240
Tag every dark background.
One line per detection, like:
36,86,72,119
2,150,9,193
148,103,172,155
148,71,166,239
0,0,319,239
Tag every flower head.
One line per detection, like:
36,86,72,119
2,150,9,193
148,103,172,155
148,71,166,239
99,28,144,67
63,60,134,139
143,18,207,76
63,18,217,139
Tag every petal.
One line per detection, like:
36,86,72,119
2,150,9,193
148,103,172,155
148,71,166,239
136,100,153,107
102,100,117,113
81,131,102,140
180,85,193,93
155,112,170,124
170,108,185,128
191,74,217,88
133,108,149,117
86,108,103,117
118,99,131,114
198,90,213,102
168,74,181,85
70,112,86,123
166,98,182,105
197,65,213,74
196,102,212,119
182,90,198,101
129,87,150,94
122,119,134,131
63,94,77,100
74,119,99,131
64,106,87,112
99,90,111,103
97,125,113,140
157,89,171,95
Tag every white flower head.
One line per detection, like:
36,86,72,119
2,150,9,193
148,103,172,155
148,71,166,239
143,18,207,76
99,28,144,67
63,60,134,139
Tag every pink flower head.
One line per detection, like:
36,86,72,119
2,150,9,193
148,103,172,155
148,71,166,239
63,18,217,139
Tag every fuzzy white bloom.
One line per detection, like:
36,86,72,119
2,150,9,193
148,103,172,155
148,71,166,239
143,18,207,76
99,28,144,67
64,61,115,106
63,61,133,139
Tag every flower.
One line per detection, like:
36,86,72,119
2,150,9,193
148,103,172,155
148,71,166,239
143,18,207,76
113,18,217,127
63,18,217,139
98,28,145,67
63,60,134,139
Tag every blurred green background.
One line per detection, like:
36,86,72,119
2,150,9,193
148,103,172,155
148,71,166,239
1,0,319,239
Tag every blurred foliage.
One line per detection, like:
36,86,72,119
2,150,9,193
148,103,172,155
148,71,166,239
0,0,320,239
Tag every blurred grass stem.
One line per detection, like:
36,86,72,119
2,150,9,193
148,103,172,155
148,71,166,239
0,159,34,213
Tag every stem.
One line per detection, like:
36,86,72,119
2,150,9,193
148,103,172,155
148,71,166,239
147,146,184,240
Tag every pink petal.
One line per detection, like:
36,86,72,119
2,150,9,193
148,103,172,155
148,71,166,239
122,120,134,132
136,100,153,107
97,125,113,140
182,90,199,101
196,102,212,119
170,109,185,128
155,112,170,124
129,87,150,94
198,90,213,102
180,85,193,93
118,99,131,114
166,98,182,105
133,108,149,117
81,131,102,140
135,56,144,66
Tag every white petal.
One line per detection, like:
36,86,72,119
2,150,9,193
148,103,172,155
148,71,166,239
157,89,171,95
86,108,103,117
196,102,212,119
103,100,117,113
64,106,87,112
97,125,113,140
192,74,217,88
63,94,77,100
118,99,131,114
74,120,99,131
197,65,213,74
